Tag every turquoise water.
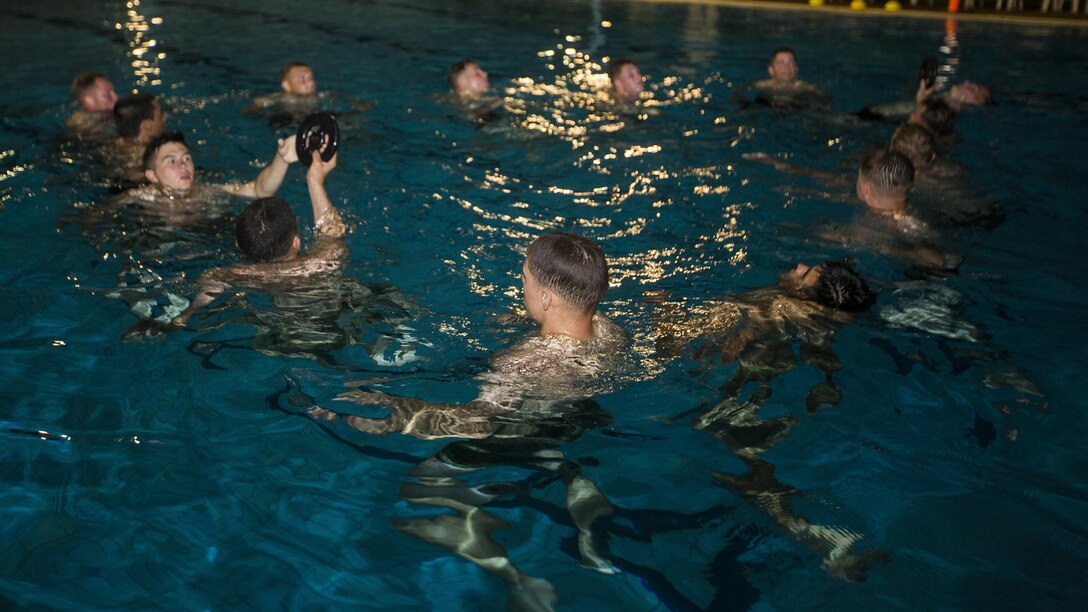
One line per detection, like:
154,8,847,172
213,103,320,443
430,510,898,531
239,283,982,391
3,0,1088,609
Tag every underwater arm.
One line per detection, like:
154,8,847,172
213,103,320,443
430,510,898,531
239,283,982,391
742,152,843,184
309,390,500,440
121,270,229,340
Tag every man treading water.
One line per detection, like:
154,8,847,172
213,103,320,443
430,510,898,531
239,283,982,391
748,47,830,111
118,131,299,221
310,232,626,611
66,71,118,140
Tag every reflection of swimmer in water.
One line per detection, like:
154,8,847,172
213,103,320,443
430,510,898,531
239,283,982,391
657,261,881,581
312,232,626,611
746,47,830,112
66,71,118,141
188,274,424,368
876,279,1045,445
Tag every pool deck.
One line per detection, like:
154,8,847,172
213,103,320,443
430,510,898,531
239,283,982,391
635,0,1088,27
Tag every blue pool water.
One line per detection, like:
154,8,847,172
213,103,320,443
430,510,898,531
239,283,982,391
3,0,1088,609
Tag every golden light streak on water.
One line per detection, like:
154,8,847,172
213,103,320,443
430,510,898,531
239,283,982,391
120,0,165,88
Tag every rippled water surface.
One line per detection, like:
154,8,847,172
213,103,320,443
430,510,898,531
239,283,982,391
2,0,1087,609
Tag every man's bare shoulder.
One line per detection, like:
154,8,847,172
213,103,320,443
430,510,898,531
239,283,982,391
210,242,348,287
491,314,626,377
67,110,115,138
118,184,229,208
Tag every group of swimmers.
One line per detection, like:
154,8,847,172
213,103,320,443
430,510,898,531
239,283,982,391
60,47,996,605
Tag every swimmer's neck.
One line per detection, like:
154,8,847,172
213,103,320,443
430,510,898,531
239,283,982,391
457,89,488,102
284,92,318,100
864,195,907,215
540,310,596,342
155,184,193,200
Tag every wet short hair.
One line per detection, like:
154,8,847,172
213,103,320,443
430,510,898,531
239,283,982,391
72,71,105,101
808,261,876,312
770,46,795,63
526,232,608,312
280,61,311,81
859,148,914,196
918,98,957,136
142,132,187,171
235,197,299,262
607,58,637,83
891,123,936,171
447,59,477,89
114,93,157,138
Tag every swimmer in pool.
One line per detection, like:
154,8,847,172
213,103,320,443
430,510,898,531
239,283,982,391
909,96,957,137
749,47,829,110
249,61,318,110
117,131,298,215
152,141,339,332
446,58,505,123
248,61,372,129
857,70,987,124
66,71,118,140
317,231,624,435
448,58,491,101
891,123,1002,228
607,58,644,104
124,135,422,367
825,148,958,270
654,260,881,581
109,93,168,184
942,81,994,110
311,232,627,610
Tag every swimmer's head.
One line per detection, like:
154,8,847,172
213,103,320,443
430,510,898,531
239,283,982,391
280,62,316,96
448,59,490,99
608,58,644,102
910,98,956,136
857,148,914,200
114,93,165,142
891,123,936,171
235,197,301,263
143,132,194,191
72,72,117,112
524,232,609,317
949,81,992,107
768,47,798,85
784,261,875,312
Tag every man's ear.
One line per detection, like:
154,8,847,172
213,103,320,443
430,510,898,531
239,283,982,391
281,80,291,94
145,168,159,184
292,234,301,254
540,289,552,312
767,65,774,78
858,179,874,200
